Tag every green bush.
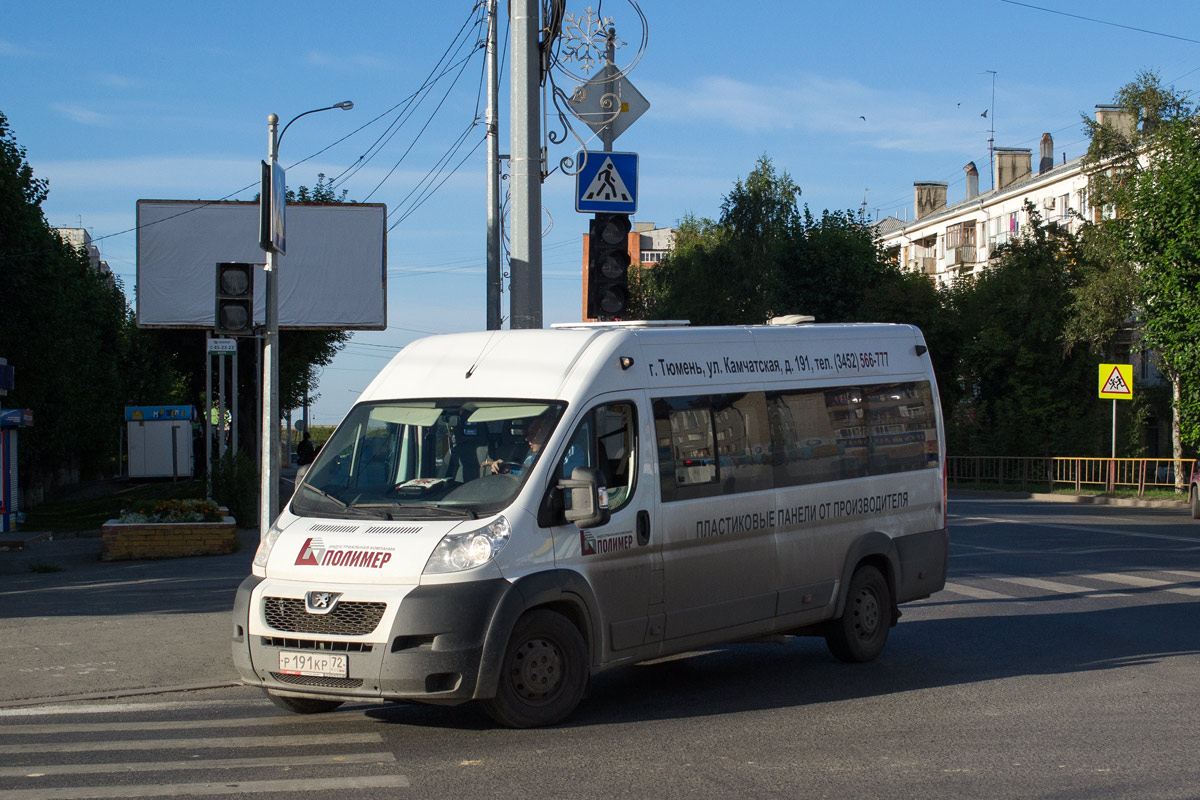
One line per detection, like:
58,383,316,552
211,449,259,527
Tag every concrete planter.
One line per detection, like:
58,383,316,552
100,514,237,561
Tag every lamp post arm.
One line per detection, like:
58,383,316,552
277,101,354,150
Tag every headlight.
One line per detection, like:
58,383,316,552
253,525,283,569
424,516,511,574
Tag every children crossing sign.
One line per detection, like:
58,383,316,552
1098,363,1134,400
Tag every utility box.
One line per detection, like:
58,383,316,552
126,406,195,479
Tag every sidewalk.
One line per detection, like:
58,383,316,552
0,528,259,706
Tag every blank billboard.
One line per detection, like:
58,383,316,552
136,199,387,329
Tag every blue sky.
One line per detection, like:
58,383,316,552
5,0,1200,425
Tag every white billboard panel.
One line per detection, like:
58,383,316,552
136,199,387,329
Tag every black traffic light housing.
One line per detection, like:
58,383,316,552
214,262,255,336
587,213,632,320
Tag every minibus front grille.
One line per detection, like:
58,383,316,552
270,672,364,689
262,597,386,636
260,636,374,653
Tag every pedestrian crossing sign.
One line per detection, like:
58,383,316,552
576,150,638,213
1098,363,1134,400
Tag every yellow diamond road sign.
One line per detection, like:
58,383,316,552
1098,363,1134,400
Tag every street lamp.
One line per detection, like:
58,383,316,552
259,101,353,539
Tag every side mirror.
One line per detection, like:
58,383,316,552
558,466,611,529
296,464,311,484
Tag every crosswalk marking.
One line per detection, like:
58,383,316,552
1,714,361,736
0,775,410,800
993,576,1127,597
995,576,1096,594
1082,572,1200,597
0,752,395,778
942,581,1013,600
1165,569,1200,580
0,732,381,756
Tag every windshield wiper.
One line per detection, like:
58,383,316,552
298,485,386,518
349,502,478,520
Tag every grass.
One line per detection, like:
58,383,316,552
22,479,207,533
27,562,64,573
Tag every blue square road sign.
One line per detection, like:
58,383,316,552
576,150,638,214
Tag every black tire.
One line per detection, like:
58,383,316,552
264,690,344,714
481,609,588,728
825,565,892,663
1191,486,1200,520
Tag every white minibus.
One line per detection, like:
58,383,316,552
232,320,948,727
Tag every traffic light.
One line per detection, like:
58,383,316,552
214,262,255,336
587,213,632,320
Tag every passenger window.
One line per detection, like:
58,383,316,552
558,402,637,513
654,395,716,502
713,392,772,494
865,383,939,472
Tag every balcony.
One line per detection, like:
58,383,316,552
906,257,937,275
947,246,977,266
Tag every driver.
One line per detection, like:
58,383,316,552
484,415,550,475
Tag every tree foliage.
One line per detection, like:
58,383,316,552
0,110,144,486
1082,71,1200,457
631,155,959,406
945,205,1109,456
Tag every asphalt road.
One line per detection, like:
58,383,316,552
1,496,1198,799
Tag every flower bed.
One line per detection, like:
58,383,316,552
102,500,237,561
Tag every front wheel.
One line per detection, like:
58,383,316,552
825,565,892,663
1191,486,1200,520
481,609,588,728
264,690,344,714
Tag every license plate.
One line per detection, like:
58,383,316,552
278,650,348,678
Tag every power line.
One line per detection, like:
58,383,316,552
999,0,1200,46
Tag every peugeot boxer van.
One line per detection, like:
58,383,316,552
232,320,948,727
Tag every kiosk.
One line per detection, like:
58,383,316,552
126,405,196,479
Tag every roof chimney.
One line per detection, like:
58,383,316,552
914,182,947,220
993,147,1032,192
964,162,979,201
1039,133,1054,174
1094,104,1137,139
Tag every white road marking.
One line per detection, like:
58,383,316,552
1081,572,1200,596
0,752,395,778
0,732,381,755
942,582,1014,600
0,775,410,799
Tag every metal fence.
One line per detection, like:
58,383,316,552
946,456,1196,496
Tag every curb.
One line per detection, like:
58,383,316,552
0,681,242,709
950,489,1188,509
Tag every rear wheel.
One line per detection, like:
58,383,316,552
481,609,588,728
264,690,344,714
825,565,892,663
1191,486,1200,519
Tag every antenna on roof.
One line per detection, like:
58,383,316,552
984,70,997,190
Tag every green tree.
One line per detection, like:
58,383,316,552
946,205,1108,457
0,110,134,488
630,155,959,405
1082,71,1200,477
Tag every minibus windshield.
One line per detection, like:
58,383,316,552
290,399,566,520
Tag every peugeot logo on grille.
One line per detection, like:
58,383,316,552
305,591,342,614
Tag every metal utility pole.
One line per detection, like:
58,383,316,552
508,0,542,329
260,113,281,539
601,27,616,152
486,0,502,330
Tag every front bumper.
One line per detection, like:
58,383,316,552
232,575,511,703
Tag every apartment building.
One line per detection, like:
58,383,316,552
878,105,1134,286
54,227,112,277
